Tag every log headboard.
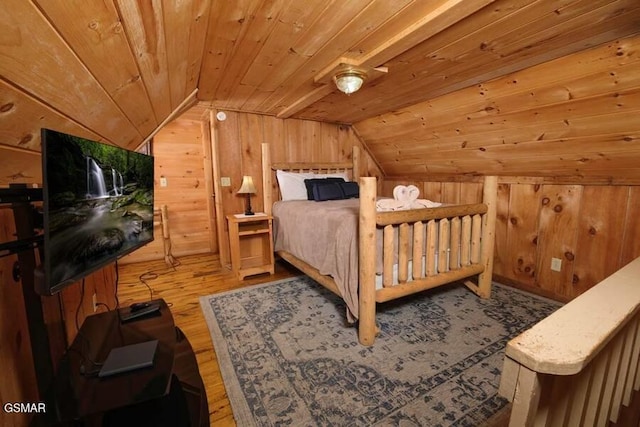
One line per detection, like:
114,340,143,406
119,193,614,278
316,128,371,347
260,142,360,215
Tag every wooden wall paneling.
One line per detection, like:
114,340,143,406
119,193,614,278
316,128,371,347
34,0,157,139
116,0,172,123
536,185,582,299
355,35,640,182
217,111,244,214
123,117,212,264
571,186,628,297
238,113,265,213
492,183,511,279
215,111,242,265
210,0,287,106
308,120,325,162
162,0,196,110
196,0,260,100
0,208,38,427
262,0,416,113
460,182,483,204
59,279,87,344
398,1,639,112
441,182,461,204
262,114,286,204
503,184,542,288
422,182,443,202
0,0,140,145
414,95,640,156
0,80,104,153
359,37,640,148
380,179,398,198
283,118,305,162
320,122,340,162
0,146,42,188
59,265,116,344
620,186,640,267
184,0,212,97
236,0,332,113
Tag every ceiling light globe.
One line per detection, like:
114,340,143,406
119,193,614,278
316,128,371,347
334,73,365,94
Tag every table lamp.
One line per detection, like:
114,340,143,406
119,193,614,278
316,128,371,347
237,176,256,215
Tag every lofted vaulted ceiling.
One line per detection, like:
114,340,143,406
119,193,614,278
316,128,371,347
1,0,639,182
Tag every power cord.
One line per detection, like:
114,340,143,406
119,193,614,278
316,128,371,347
73,279,103,376
114,259,121,309
137,257,181,301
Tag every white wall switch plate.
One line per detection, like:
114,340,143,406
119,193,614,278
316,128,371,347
551,257,562,272
221,177,231,187
160,176,168,187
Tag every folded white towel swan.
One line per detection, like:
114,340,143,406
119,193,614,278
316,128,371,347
376,184,442,211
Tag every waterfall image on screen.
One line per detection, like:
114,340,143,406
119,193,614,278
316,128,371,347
42,129,154,293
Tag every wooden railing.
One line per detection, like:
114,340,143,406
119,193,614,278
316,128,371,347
499,256,640,426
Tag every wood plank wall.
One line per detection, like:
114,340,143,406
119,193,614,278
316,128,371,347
0,208,37,427
0,206,117,426
383,179,640,301
122,116,214,264
211,110,382,265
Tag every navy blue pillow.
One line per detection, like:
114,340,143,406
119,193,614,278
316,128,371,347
311,181,345,201
304,177,345,200
339,181,359,198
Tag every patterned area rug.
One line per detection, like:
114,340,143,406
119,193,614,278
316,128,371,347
200,277,560,426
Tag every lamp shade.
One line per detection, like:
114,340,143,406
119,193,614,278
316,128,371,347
237,176,257,194
334,71,365,94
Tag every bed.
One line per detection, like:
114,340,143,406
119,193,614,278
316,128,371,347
261,143,498,346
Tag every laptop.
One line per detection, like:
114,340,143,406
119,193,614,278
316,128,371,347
98,340,158,378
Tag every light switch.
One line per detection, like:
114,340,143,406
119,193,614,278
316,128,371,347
551,257,562,272
221,177,231,187
160,176,168,187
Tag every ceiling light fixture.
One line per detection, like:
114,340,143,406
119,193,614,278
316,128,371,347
333,69,367,95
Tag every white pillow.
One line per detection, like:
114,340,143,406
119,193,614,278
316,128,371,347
276,170,314,201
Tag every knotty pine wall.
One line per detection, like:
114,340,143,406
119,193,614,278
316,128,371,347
212,110,382,266
383,179,640,302
0,206,116,427
121,115,215,264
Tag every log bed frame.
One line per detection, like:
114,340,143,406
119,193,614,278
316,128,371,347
261,143,498,346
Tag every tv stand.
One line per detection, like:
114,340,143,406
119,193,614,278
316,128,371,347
53,299,208,427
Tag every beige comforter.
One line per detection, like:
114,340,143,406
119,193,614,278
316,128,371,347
273,199,361,320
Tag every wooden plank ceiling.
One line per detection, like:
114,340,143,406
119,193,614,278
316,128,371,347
1,0,639,182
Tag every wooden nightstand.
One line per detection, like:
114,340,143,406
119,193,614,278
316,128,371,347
226,213,275,280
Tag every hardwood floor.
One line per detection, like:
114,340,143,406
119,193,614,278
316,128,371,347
117,253,298,426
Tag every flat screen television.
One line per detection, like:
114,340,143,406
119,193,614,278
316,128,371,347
36,129,155,295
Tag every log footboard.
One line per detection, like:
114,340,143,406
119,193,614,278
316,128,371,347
358,176,497,345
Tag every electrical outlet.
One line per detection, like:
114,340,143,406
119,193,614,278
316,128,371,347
221,177,231,187
551,257,562,272
92,293,98,312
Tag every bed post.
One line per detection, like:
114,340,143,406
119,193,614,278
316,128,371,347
262,143,272,216
478,175,498,297
359,176,377,346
